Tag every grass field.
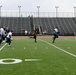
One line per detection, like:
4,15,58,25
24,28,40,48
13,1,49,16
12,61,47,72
0,36,76,75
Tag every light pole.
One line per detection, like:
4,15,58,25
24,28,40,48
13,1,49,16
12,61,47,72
55,6,59,17
37,6,41,34
0,6,2,17
18,6,21,17
73,7,76,17
37,6,40,18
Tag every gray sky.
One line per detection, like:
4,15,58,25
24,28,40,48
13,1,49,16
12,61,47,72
0,0,76,12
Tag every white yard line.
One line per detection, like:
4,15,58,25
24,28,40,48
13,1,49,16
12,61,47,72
38,39,76,58
0,43,7,51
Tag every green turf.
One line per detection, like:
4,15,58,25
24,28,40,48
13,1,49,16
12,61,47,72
0,37,76,75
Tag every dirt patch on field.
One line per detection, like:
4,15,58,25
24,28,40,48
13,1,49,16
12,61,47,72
59,36,76,38
12,36,76,38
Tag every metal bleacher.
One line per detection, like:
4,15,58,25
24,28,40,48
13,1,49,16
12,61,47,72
0,17,76,36
0,17,31,35
33,17,76,35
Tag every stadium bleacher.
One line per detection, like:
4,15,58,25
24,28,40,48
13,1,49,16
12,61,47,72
0,17,76,36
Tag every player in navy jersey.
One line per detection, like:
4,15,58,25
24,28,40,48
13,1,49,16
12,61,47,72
52,27,60,43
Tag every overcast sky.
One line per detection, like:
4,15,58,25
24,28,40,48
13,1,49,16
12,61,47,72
0,0,76,12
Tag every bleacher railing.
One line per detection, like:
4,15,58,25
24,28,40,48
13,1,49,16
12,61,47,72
1,12,75,17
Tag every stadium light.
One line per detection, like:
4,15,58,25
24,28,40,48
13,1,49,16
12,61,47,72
0,5,2,17
18,6,21,17
73,7,76,17
37,6,40,18
55,6,59,17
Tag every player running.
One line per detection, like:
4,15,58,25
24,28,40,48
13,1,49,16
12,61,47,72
52,27,60,43
30,30,37,43
6,30,12,46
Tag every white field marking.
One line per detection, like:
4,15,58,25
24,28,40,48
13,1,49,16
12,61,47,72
68,47,70,49
35,47,37,49
38,39,76,58
0,58,22,64
12,47,14,49
25,59,42,61
65,68,68,70
24,47,26,49
0,43,7,51
46,47,48,49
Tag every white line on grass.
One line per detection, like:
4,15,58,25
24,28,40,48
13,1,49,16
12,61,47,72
38,39,76,58
25,59,42,61
0,43,7,51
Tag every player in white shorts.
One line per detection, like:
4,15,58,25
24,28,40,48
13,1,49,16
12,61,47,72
6,30,12,46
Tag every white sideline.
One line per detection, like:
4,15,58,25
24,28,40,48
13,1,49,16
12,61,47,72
0,43,7,51
38,39,76,58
